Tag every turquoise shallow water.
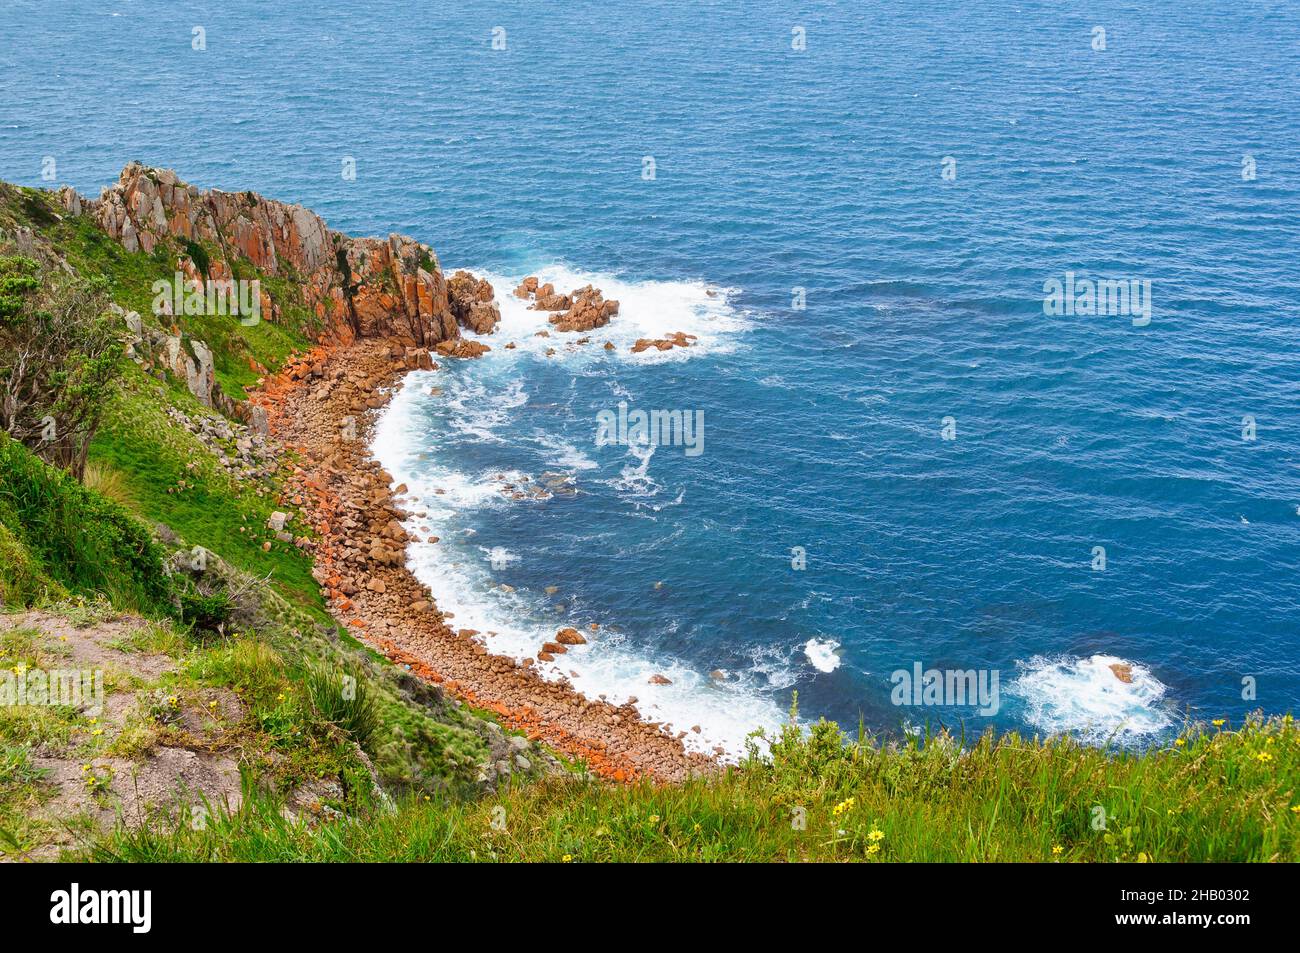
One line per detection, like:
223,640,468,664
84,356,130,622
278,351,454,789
4,0,1299,752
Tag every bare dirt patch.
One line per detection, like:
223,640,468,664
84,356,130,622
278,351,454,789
0,611,243,859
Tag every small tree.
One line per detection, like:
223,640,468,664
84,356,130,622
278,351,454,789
0,256,123,479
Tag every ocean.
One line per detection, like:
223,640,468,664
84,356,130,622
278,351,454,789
4,0,1298,756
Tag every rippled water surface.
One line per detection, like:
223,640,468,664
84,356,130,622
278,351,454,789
4,0,1298,752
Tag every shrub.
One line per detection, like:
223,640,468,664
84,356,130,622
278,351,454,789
0,256,124,479
179,590,234,635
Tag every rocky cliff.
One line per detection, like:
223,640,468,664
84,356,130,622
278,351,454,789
60,163,475,348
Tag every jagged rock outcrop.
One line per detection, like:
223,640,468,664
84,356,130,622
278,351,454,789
512,275,619,333
114,302,244,418
550,285,619,332
532,283,570,311
62,163,467,348
446,270,501,335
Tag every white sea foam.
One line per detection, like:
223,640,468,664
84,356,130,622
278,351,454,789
395,526,786,758
1007,654,1173,745
441,375,528,442
803,637,842,673
608,438,660,498
739,643,800,693
454,264,750,365
532,430,598,472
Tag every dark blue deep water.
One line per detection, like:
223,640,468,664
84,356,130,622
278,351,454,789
4,0,1298,753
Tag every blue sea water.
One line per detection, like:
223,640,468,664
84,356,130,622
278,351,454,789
4,0,1299,754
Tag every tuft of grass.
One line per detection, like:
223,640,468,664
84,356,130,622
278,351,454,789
186,637,285,705
302,658,380,751
104,717,162,761
106,622,186,657
80,461,132,506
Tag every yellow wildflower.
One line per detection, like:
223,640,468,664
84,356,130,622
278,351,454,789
868,828,885,842
648,814,660,824
562,854,573,863
1212,719,1225,728
866,843,879,856
1052,845,1064,855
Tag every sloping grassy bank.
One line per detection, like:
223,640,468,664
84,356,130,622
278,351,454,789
0,432,498,859
86,707,1299,862
0,432,171,613
0,182,516,848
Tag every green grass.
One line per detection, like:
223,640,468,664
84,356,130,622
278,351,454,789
81,710,1300,862
0,433,173,615
301,658,381,750
87,369,326,621
0,744,56,860
0,522,66,608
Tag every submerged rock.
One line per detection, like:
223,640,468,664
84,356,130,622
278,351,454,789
632,331,696,353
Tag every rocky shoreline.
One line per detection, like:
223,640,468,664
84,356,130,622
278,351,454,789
255,340,716,784
54,162,715,783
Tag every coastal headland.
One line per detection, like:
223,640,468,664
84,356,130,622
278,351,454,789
63,162,712,782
